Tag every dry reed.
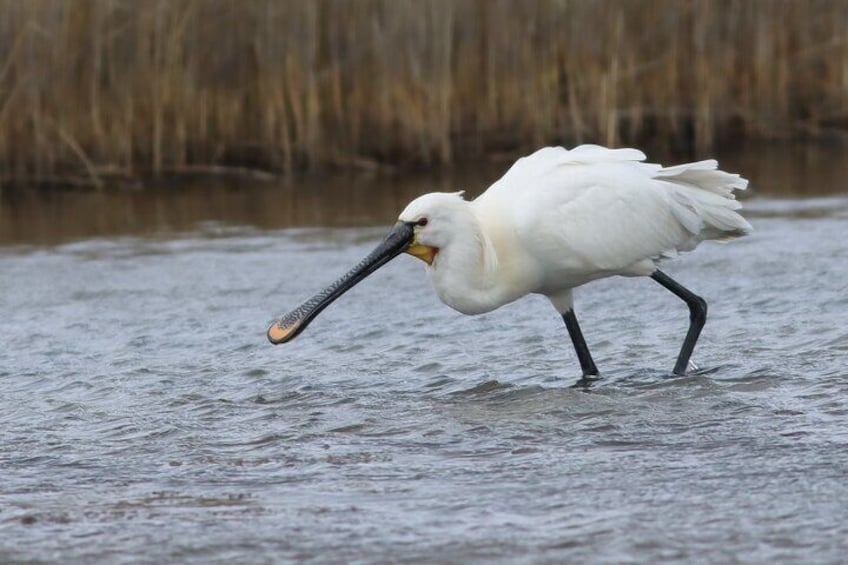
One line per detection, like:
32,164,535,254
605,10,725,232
0,0,846,187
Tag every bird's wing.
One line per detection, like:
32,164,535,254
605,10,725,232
476,145,648,205
475,146,749,280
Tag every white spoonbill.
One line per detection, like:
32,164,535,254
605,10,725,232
268,145,751,378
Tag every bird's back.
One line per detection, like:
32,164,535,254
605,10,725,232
472,145,751,289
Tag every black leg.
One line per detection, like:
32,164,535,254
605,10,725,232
562,309,599,378
651,270,707,376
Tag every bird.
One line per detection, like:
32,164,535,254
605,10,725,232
268,145,752,379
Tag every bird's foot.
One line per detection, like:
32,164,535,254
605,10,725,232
670,360,701,378
571,374,601,389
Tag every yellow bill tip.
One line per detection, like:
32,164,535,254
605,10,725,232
267,320,301,344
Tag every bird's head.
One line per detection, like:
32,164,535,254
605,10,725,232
267,191,470,345
398,191,467,266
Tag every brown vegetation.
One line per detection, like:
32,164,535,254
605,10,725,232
1,0,846,187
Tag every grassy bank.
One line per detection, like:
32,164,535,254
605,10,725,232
1,0,846,187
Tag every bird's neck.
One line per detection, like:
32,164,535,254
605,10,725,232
428,211,515,315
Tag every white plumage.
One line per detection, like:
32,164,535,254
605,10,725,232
269,144,751,379
398,145,751,316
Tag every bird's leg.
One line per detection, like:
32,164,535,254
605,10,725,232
562,309,599,379
650,270,707,376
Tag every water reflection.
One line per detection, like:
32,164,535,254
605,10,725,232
0,170,491,246
1,142,846,245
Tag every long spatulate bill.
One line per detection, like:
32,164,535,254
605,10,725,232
267,222,415,344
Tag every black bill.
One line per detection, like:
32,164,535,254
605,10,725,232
267,222,415,344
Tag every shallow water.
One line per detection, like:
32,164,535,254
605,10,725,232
2,141,847,246
2,198,848,563
3,153,848,562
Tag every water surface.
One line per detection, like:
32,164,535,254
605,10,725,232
2,147,848,563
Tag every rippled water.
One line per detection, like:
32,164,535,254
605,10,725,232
3,192,848,561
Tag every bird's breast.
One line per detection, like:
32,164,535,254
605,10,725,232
427,258,536,315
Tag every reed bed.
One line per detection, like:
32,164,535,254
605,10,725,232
0,0,846,187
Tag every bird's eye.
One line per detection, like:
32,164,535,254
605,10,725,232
417,218,428,227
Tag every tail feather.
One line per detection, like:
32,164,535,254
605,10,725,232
657,160,753,250
657,159,749,196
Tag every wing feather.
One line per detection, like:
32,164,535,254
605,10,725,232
472,146,751,287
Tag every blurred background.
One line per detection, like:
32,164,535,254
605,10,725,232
3,0,847,243
0,0,846,238
2,0,847,179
